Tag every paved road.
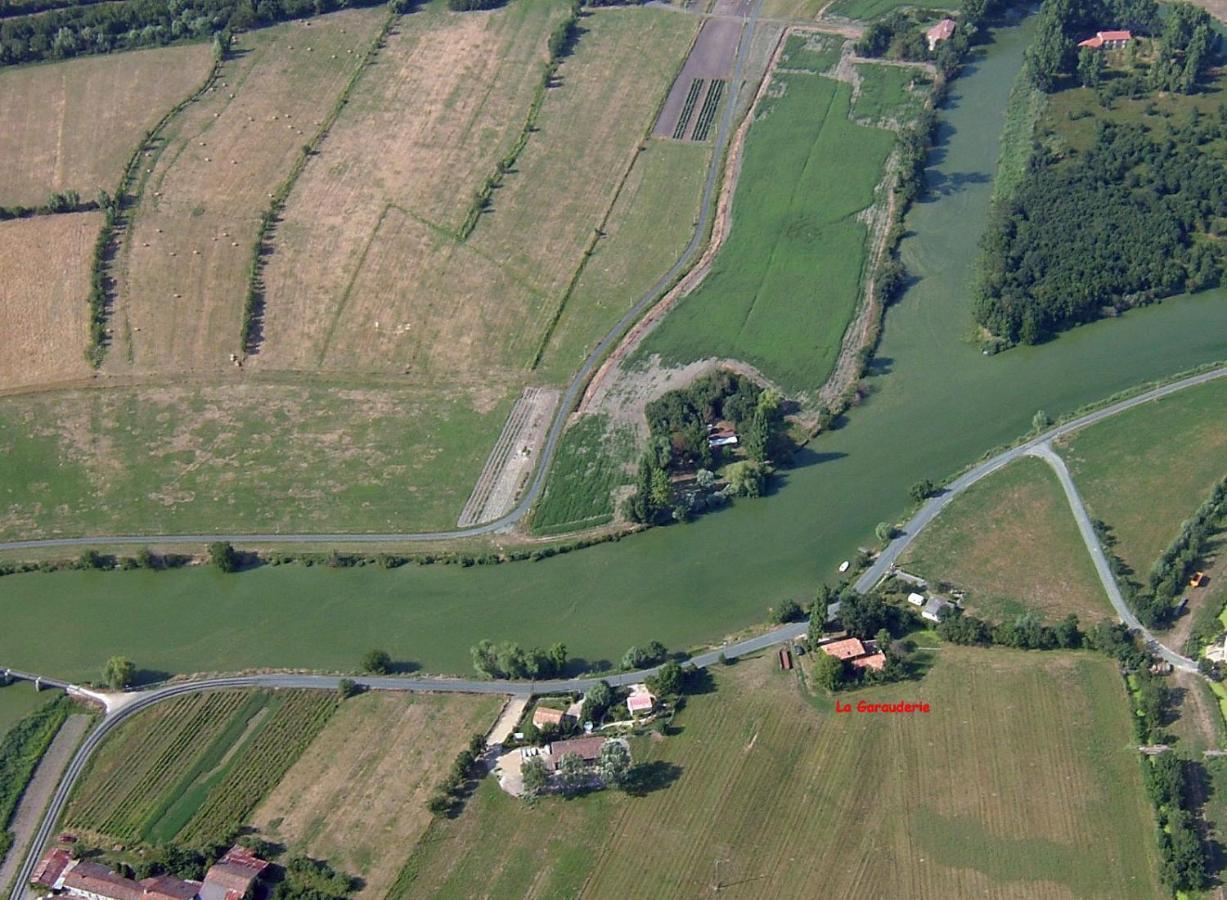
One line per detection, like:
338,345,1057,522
1027,442,1197,672
0,0,765,558
856,365,1227,593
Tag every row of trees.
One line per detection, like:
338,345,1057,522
471,640,568,679
426,733,487,815
0,0,387,68
935,608,1083,649
974,114,1227,343
1147,478,1226,605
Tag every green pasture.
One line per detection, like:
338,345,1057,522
1057,376,1227,578
0,378,510,541
4,22,1227,682
779,32,844,74
531,414,637,534
635,70,896,393
852,62,927,125
825,0,957,21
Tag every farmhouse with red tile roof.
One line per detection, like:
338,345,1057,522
1078,30,1132,49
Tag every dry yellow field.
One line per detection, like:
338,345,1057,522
106,8,387,374
0,44,214,208
251,691,501,897
0,212,101,389
255,3,697,378
254,0,566,374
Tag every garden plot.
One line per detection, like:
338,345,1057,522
653,14,744,140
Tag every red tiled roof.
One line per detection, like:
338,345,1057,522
926,18,956,40
851,652,887,671
140,875,200,900
627,693,654,713
203,862,260,895
217,846,269,874
819,638,866,660
32,849,72,888
547,736,607,769
1100,29,1131,40
532,706,567,727
63,861,147,900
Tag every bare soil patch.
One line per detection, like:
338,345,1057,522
107,9,387,375
251,692,500,899
0,44,214,207
458,386,560,526
653,16,743,137
0,212,101,390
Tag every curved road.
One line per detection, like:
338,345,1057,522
0,0,765,557
8,366,1225,895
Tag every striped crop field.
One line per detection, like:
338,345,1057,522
673,78,705,139
62,690,337,847
395,647,1161,897
690,79,725,141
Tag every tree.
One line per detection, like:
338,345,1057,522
909,479,936,502
521,756,550,798
812,650,847,691
809,585,834,643
875,522,895,545
726,460,767,498
622,646,649,670
362,649,392,675
208,541,239,573
695,468,716,489
103,656,135,690
1032,409,1052,433
548,642,568,676
1076,47,1103,88
583,680,613,721
1025,7,1074,92
649,661,683,697
599,740,632,788
337,678,361,699
558,751,587,794
471,639,498,678
839,591,893,640
772,597,804,624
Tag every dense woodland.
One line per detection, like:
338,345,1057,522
975,0,1225,344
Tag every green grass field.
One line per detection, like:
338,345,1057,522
635,70,896,394
902,457,1111,623
531,414,638,534
0,379,510,540
63,690,336,846
394,648,1161,897
778,32,844,74
1057,376,1227,577
991,65,1046,202
825,0,957,19
852,62,927,125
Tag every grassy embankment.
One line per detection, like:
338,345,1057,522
391,649,1161,898
823,0,957,20
5,23,1227,682
901,456,1111,623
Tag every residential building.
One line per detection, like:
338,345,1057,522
852,653,887,672
544,736,608,771
626,684,656,716
1077,29,1132,49
922,595,953,623
531,706,568,730
35,846,267,900
926,18,957,50
819,637,867,660
906,592,925,607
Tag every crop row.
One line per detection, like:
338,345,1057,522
175,692,338,846
691,79,725,143
673,78,706,140
65,692,248,840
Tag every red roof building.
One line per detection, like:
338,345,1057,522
200,846,270,900
1078,30,1132,49
32,849,72,889
531,706,567,729
62,861,148,900
819,637,867,661
852,653,887,672
926,18,957,50
545,736,608,771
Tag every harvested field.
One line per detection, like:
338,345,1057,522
1057,376,1227,576
0,379,511,540
258,3,696,377
0,212,100,390
254,0,566,372
0,44,214,207
107,9,387,374
252,692,500,899
394,648,1161,898
901,456,1112,624
458,387,560,527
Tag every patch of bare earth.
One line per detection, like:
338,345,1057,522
250,692,500,899
0,212,101,390
458,386,560,526
0,44,214,207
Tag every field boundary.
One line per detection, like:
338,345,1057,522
87,48,226,366
241,9,397,357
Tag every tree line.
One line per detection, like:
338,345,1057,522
1147,477,1225,606
974,112,1227,343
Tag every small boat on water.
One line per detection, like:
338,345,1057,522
837,560,850,573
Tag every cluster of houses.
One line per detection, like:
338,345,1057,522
816,637,886,672
32,846,268,900
529,684,656,733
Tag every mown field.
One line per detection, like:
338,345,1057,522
902,456,1111,624
777,32,843,74
257,2,696,382
1057,376,1227,576
531,414,637,534
394,649,1161,898
108,8,387,374
0,211,99,390
0,43,214,207
63,690,336,847
251,692,501,898
0,379,509,539
635,69,896,394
